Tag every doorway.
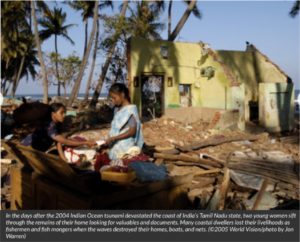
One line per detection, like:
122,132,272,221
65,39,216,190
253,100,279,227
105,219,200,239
141,74,164,119
179,84,192,107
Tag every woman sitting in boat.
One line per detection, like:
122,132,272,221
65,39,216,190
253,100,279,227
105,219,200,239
104,83,144,161
21,102,96,162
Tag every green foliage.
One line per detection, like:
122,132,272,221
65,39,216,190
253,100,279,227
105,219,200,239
1,1,30,66
67,1,113,21
98,1,165,85
1,1,40,94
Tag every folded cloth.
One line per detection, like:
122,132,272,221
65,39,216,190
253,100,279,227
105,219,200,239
128,161,168,182
117,146,141,159
64,147,96,164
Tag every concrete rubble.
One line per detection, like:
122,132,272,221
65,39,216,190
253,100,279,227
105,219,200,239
1,103,299,209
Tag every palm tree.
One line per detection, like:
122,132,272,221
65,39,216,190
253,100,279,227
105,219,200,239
127,1,165,40
10,36,39,96
1,1,28,95
89,0,129,108
1,1,47,99
38,7,75,96
68,1,113,103
83,19,99,102
67,1,99,106
168,0,201,41
1,2,28,71
68,1,94,55
168,0,173,39
32,0,49,103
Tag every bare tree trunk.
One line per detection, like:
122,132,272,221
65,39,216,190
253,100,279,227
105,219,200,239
31,0,48,104
168,0,173,39
84,19,99,102
5,81,13,96
55,35,61,96
63,83,67,99
168,0,197,41
11,56,25,97
84,19,88,55
89,0,129,108
1,78,8,94
67,1,99,107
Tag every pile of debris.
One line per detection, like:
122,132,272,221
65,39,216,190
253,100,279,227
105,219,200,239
64,117,299,210
143,118,299,210
1,116,299,210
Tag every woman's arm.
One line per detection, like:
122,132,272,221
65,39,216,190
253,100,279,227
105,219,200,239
106,125,137,145
57,142,68,163
52,134,95,147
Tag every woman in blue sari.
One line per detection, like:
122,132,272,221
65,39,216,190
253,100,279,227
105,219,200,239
104,83,144,161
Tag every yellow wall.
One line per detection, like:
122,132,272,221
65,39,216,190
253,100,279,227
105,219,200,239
128,38,288,116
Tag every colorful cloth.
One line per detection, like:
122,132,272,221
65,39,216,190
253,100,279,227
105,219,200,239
128,162,168,182
94,153,111,171
108,105,144,160
64,147,96,164
122,153,150,166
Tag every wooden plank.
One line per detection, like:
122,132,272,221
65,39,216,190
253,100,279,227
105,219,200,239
154,158,164,165
154,134,261,154
154,153,223,168
217,168,230,210
93,174,193,208
5,142,96,194
10,166,35,210
193,168,222,177
179,134,261,151
252,179,269,210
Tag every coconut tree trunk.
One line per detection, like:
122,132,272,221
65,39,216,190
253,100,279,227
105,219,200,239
89,0,129,109
63,83,67,98
54,35,61,96
84,19,99,102
168,0,197,41
67,1,99,107
1,79,8,94
5,81,13,96
84,19,88,55
11,56,25,97
168,0,173,39
31,0,48,104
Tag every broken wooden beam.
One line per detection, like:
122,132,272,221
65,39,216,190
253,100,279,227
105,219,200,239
217,167,230,210
154,152,223,168
156,134,262,154
252,179,269,210
193,168,222,177
93,174,194,208
179,134,261,152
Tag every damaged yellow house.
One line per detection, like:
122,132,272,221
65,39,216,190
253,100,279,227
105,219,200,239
127,37,294,132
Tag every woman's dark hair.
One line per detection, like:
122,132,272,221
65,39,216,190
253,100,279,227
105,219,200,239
109,83,130,102
50,103,66,113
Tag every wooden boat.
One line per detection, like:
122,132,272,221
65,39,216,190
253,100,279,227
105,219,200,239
3,141,192,209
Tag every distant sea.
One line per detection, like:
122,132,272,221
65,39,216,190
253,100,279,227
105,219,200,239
295,89,300,100
6,90,300,102
6,93,108,101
